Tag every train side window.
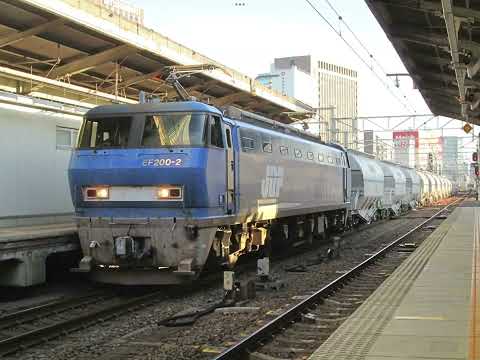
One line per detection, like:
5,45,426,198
263,142,272,153
318,153,325,162
209,116,224,148
280,145,288,156
307,151,314,160
56,126,78,150
294,148,302,158
328,156,333,164
262,134,272,153
241,137,255,150
225,128,232,148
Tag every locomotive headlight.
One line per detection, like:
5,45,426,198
157,186,182,200
96,187,109,199
157,187,170,199
84,186,110,200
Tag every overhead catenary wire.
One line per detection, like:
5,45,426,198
321,0,417,111
304,0,417,113
323,0,416,106
323,0,388,75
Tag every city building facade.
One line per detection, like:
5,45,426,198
441,136,459,182
393,130,419,168
317,60,358,148
256,62,316,108
257,55,358,149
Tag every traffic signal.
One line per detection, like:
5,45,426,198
474,152,478,162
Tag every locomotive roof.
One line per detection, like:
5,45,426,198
85,101,346,153
85,101,222,116
223,106,347,152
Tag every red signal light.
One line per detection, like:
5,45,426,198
474,152,478,162
476,166,479,177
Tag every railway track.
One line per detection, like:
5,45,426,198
213,198,462,360
0,200,459,359
0,289,168,357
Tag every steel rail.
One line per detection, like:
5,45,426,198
0,290,164,356
0,291,111,330
214,198,463,360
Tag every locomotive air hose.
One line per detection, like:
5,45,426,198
157,293,234,327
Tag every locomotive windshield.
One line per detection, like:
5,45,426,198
142,113,206,147
77,112,212,149
78,117,132,148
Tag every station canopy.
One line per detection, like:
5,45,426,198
367,0,480,125
0,0,312,121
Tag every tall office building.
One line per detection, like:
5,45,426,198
257,55,358,149
393,131,419,168
418,136,443,173
317,60,358,148
441,136,459,181
256,60,316,107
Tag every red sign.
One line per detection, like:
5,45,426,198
393,130,419,148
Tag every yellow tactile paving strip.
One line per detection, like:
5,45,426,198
309,206,478,360
469,208,480,360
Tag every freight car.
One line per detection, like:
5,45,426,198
347,150,384,223
346,151,448,223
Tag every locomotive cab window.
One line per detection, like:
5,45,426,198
78,117,132,148
209,115,224,148
141,113,207,147
225,128,232,148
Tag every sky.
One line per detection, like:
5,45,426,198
132,0,424,115
130,0,476,161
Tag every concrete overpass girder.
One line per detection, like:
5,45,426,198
0,235,79,287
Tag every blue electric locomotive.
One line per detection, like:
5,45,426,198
69,101,350,284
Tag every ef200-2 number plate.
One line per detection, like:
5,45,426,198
142,158,183,167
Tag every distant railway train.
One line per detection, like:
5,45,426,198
68,101,452,285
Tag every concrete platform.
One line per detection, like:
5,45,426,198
0,222,78,286
309,203,480,360
0,222,76,242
